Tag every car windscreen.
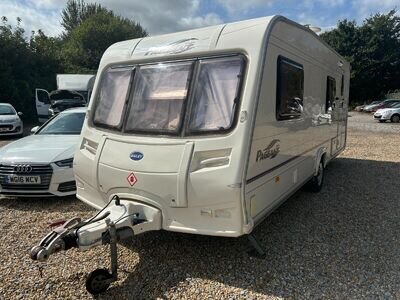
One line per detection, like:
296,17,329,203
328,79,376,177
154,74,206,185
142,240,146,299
92,55,245,136
392,103,400,108
388,101,400,107
0,105,16,115
38,112,85,135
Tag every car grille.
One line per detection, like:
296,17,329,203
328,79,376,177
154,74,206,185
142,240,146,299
0,125,13,130
57,181,76,193
0,164,53,191
374,115,382,119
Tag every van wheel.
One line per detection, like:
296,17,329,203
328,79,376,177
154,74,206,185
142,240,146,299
307,161,324,192
391,114,400,123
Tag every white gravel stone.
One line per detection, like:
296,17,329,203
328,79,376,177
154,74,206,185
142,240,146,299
0,119,399,299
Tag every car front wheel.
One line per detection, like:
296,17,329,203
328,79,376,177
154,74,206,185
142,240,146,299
391,114,400,123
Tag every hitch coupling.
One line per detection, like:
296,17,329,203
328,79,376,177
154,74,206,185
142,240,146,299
30,196,162,294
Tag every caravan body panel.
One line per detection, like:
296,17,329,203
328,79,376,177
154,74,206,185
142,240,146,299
74,16,350,237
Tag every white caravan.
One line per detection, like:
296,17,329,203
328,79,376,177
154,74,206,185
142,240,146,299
31,16,350,294
35,74,95,122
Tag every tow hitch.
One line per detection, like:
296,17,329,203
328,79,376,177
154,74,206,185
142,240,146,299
30,196,162,294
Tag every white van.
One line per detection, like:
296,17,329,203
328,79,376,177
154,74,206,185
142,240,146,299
31,16,350,294
35,74,95,122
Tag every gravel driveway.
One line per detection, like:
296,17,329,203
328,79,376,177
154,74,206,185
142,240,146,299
0,119,399,299
348,111,400,134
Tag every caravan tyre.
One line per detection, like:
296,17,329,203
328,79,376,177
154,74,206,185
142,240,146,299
307,161,324,192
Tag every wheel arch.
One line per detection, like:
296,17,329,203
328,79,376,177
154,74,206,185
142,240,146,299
391,113,400,122
314,147,328,176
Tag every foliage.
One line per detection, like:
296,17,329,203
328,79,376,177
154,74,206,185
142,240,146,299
0,17,61,121
321,10,400,104
61,0,109,36
0,0,147,120
61,9,147,72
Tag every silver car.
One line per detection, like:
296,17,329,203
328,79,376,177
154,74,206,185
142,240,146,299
0,103,23,137
374,102,400,123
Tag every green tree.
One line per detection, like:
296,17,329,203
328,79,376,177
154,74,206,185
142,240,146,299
61,0,108,35
0,17,36,120
62,10,147,72
321,10,400,103
0,1,147,121
0,17,62,121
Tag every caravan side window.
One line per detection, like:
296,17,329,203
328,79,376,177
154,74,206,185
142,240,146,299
326,76,336,112
276,57,304,120
93,67,133,128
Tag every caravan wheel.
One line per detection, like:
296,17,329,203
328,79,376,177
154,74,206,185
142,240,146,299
85,269,112,295
307,161,324,192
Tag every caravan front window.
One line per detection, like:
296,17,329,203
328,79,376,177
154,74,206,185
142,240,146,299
91,54,246,136
93,67,132,128
188,56,244,132
126,62,193,133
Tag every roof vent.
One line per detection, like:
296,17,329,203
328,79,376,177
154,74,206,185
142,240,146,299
304,24,322,33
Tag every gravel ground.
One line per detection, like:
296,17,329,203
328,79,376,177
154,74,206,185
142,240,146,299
348,111,400,134
0,118,399,299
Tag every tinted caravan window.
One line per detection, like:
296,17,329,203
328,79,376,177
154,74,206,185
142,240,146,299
188,56,244,133
93,67,133,128
326,76,336,112
125,61,193,134
276,57,304,120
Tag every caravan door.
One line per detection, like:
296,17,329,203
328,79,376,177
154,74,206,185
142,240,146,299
35,89,50,123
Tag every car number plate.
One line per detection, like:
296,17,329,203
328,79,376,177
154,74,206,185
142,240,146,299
0,128,9,132
6,175,41,184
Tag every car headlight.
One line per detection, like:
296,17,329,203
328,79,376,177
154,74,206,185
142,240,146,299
55,158,73,168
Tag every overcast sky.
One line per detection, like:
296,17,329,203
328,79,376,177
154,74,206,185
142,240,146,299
2,0,400,37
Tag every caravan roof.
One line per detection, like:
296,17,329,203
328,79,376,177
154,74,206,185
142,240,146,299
98,15,347,71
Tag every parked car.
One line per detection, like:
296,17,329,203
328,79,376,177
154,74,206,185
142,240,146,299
35,74,95,123
363,100,384,112
365,99,400,113
0,107,86,197
47,90,87,118
0,103,23,137
374,102,400,123
355,100,381,112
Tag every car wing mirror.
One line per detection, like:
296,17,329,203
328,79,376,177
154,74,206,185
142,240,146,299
31,126,40,134
17,112,23,116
